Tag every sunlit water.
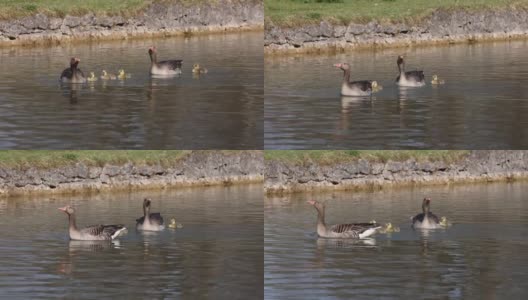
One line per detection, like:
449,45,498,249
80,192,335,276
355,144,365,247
265,182,528,299
265,40,528,149
0,184,263,299
0,32,263,149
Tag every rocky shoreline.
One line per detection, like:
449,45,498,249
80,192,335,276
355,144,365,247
0,0,263,47
265,7,528,54
265,151,528,194
0,151,263,197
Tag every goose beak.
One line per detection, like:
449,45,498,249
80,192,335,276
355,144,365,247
333,63,342,68
58,206,67,212
307,200,316,205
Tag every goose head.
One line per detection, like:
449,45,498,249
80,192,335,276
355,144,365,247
397,55,404,66
432,75,438,81
422,197,431,213
58,205,75,215
333,63,350,71
70,57,80,68
307,200,325,213
143,198,152,208
148,46,156,55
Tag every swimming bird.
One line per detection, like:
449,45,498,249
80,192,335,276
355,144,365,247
396,55,425,87
431,74,445,85
58,205,127,241
334,63,375,96
192,64,208,74
118,69,131,80
60,57,86,83
136,198,165,231
412,198,441,229
148,46,182,75
87,72,98,82
168,218,183,229
307,200,381,239
100,70,116,80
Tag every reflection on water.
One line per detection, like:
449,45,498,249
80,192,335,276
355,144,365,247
0,32,263,149
0,184,263,299
265,40,528,149
265,182,528,299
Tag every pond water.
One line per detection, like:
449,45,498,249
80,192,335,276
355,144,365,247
0,32,263,149
265,40,528,149
265,182,528,299
0,184,263,299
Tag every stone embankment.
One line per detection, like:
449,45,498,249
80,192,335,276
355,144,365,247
0,151,263,196
265,151,528,194
0,0,263,47
265,7,528,54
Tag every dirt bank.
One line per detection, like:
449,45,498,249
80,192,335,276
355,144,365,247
0,151,263,197
265,151,528,194
265,7,528,54
0,0,263,47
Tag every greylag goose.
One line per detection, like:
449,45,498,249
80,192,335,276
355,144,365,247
192,64,208,74
148,46,182,75
136,198,165,231
58,205,127,240
412,198,440,229
396,55,425,87
334,63,375,96
307,200,381,239
60,57,86,83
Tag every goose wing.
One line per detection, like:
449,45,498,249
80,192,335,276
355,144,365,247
405,70,424,82
330,223,377,234
427,212,440,224
81,224,126,239
149,213,164,225
60,68,73,80
348,80,373,92
412,213,425,224
158,60,182,70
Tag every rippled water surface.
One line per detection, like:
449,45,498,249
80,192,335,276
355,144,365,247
265,41,528,149
265,182,528,299
0,184,263,299
0,32,263,149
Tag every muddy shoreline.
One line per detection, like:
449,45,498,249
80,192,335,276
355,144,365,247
0,151,263,197
0,0,263,47
264,7,528,55
265,151,528,195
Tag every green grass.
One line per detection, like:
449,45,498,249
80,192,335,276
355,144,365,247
0,0,243,20
264,150,470,165
265,0,528,28
0,150,193,170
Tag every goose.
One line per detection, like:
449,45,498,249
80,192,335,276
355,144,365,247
396,55,425,87
117,69,131,80
192,63,208,74
100,70,116,80
58,205,127,240
136,198,165,231
307,200,381,239
412,198,441,229
60,57,86,83
148,46,182,75
334,63,375,96
431,74,445,85
87,72,98,82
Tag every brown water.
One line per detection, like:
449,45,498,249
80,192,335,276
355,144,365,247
0,184,263,299
265,182,528,299
265,40,528,149
0,32,263,149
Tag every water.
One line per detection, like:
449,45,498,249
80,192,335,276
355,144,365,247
0,184,263,299
265,40,528,149
0,32,263,149
265,182,528,299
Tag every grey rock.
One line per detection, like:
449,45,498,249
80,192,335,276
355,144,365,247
63,15,82,28
102,165,121,177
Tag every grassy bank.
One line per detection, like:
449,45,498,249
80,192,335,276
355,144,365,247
0,0,246,20
264,150,470,165
0,150,195,170
265,0,528,27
